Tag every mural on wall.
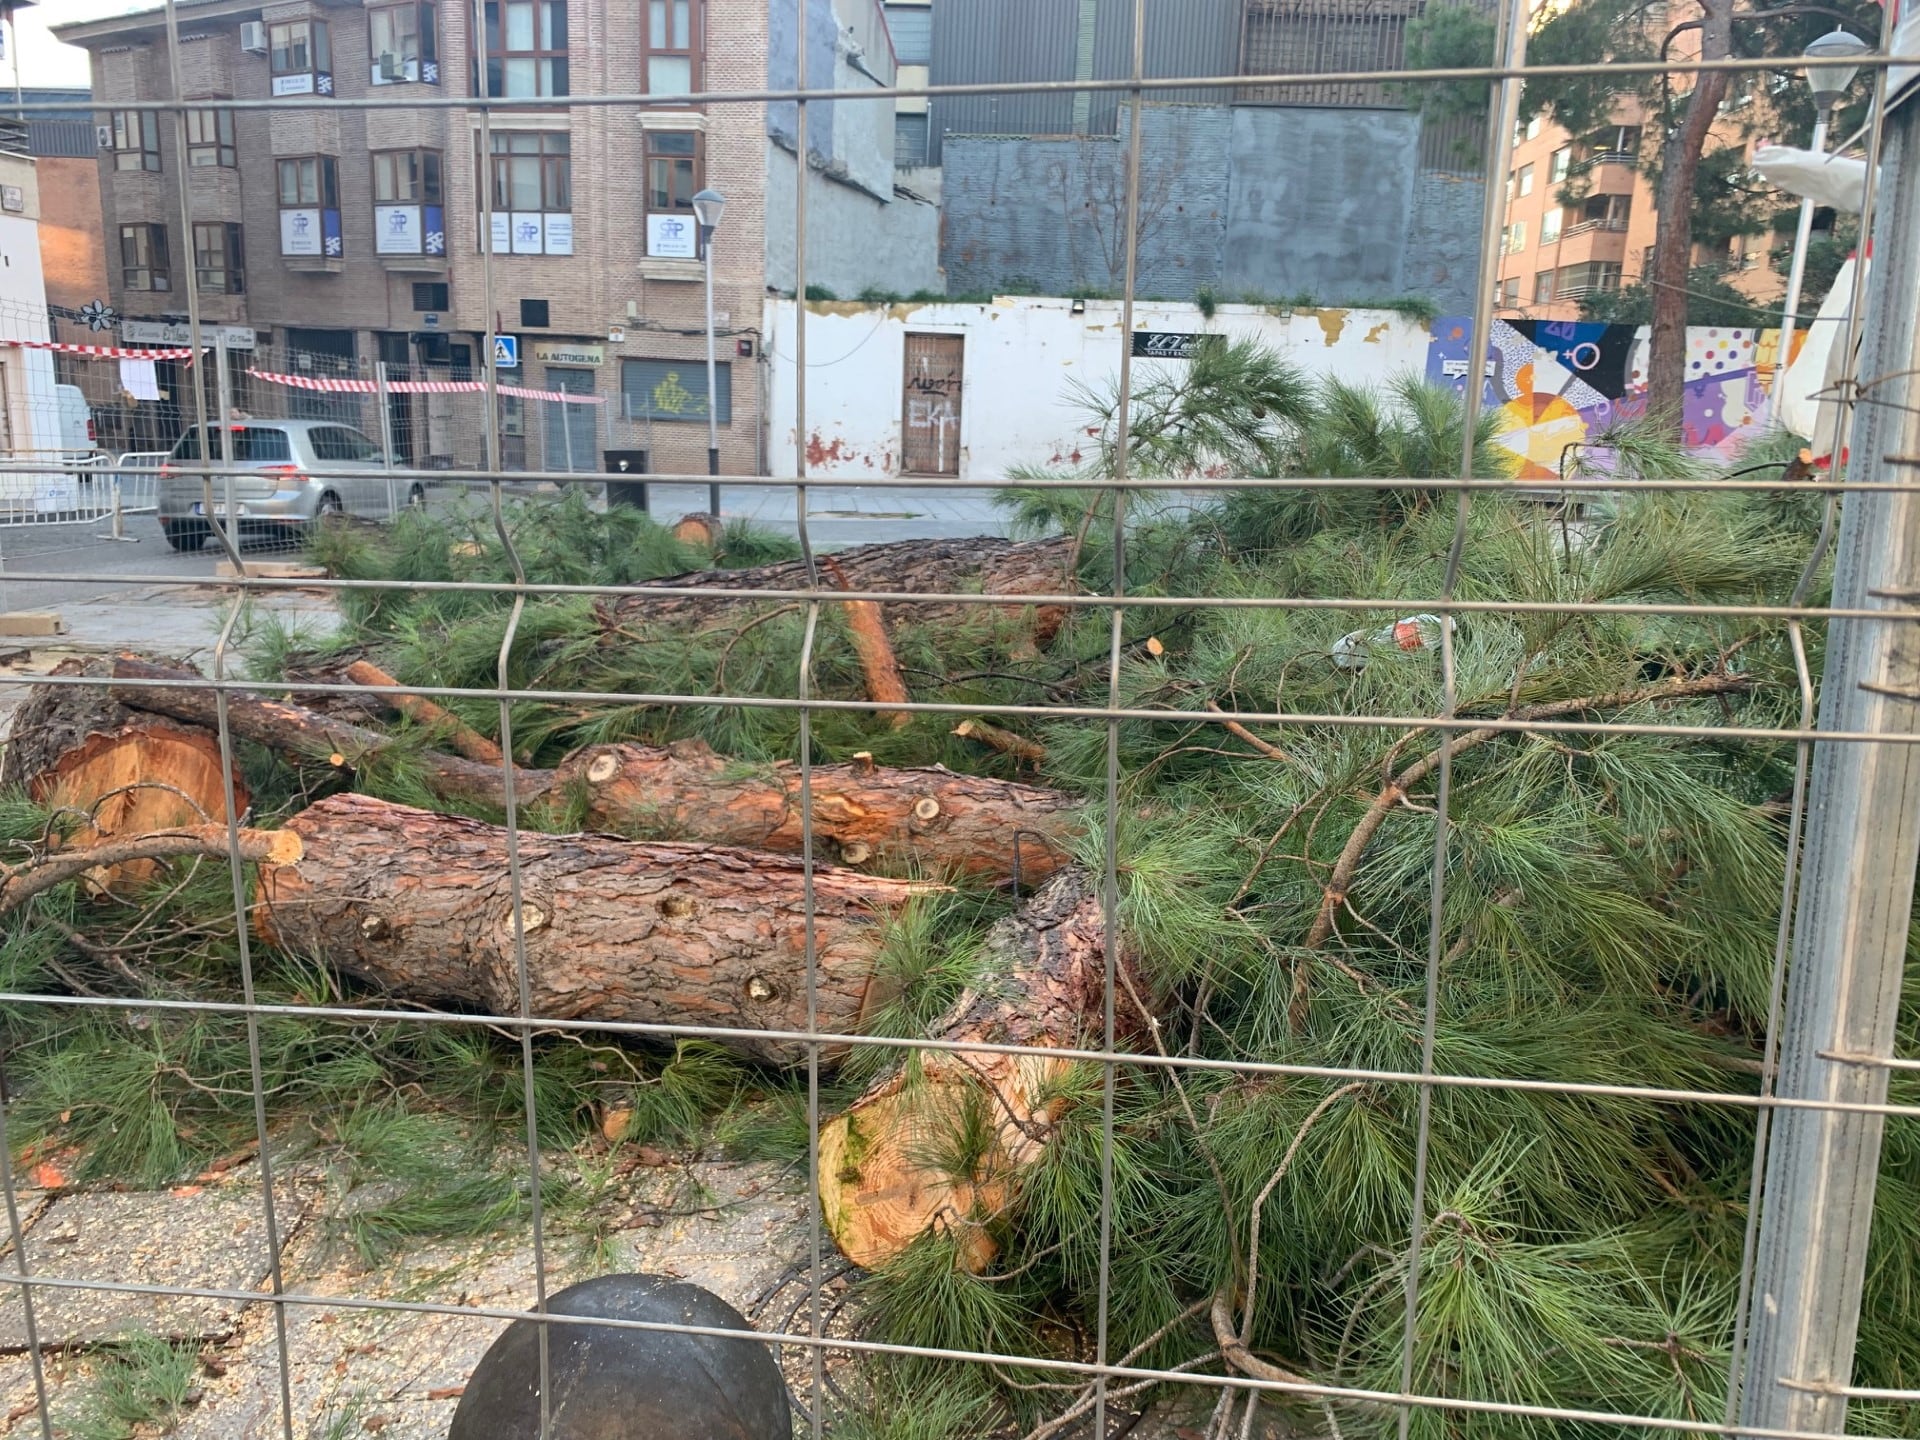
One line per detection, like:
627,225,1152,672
1425,316,1791,477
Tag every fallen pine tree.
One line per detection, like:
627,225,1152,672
1,362,1916,1440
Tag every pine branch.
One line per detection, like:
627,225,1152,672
1302,673,1754,952
1205,701,1297,764
0,827,295,918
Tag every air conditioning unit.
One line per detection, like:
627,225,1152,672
96,124,113,150
240,20,268,54
378,52,405,81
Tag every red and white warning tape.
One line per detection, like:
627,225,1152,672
249,369,605,404
4,339,199,360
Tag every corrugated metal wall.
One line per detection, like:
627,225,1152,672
927,0,1240,162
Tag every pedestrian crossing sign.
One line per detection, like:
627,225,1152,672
492,335,518,367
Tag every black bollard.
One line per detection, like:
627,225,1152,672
448,1273,792,1439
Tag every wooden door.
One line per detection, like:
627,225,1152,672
901,333,963,476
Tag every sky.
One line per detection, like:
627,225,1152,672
8,1,149,89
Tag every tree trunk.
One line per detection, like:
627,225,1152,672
548,739,1080,884
1647,0,1734,430
593,535,1078,644
0,659,248,890
817,870,1131,1271
254,793,940,1066
109,656,1081,885
109,654,523,809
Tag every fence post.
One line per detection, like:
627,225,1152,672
1736,96,1920,1436
375,360,399,515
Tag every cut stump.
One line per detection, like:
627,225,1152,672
817,870,1130,1271
0,659,248,890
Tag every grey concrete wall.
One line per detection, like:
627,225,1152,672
764,139,945,297
1223,108,1416,299
942,104,1231,299
941,104,1485,312
1403,170,1486,316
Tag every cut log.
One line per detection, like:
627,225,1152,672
594,535,1078,644
109,656,1081,884
549,739,1080,884
817,870,1133,1271
254,793,940,1066
952,718,1048,766
670,512,724,549
109,654,522,809
0,659,249,890
822,556,912,728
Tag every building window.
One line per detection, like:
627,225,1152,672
278,155,343,257
884,4,930,65
119,224,170,291
643,129,702,257
413,281,449,311
1239,0,1405,107
644,0,702,98
1586,125,1642,163
193,222,245,294
1574,193,1631,233
1497,277,1520,307
1516,163,1534,197
1549,146,1571,182
185,108,236,167
1526,114,1542,140
487,131,573,254
1541,207,1563,244
894,112,929,168
1503,219,1526,255
270,19,333,97
622,356,731,425
373,149,446,256
1535,270,1556,303
370,2,440,85
483,1,569,98
109,110,161,172
1557,261,1622,297
520,299,550,327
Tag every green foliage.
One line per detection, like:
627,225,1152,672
65,1335,201,1440
1397,4,1498,139
1579,266,1775,329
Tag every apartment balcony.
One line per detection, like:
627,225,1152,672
1563,217,1631,239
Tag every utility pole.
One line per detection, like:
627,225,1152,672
1737,94,1920,1436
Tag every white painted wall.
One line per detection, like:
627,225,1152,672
0,155,65,507
763,296,1433,480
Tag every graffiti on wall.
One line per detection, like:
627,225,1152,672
1425,317,1791,478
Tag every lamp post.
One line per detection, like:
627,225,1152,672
1779,28,1870,374
692,187,727,519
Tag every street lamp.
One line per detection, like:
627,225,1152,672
1779,28,1871,372
692,187,727,518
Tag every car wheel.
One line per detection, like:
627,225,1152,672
164,525,207,553
317,491,345,517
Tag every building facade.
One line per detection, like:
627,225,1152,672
54,0,938,477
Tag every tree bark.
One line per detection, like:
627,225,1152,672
822,556,913,728
593,535,1079,644
817,870,1133,1271
254,793,940,1066
343,660,506,766
0,659,249,890
109,656,1081,885
109,654,523,809
549,739,1080,885
1647,0,1734,430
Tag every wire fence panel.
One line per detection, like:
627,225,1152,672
0,2,1916,1440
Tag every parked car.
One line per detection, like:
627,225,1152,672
157,419,422,551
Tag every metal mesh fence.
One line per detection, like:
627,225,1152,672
0,1,1916,1438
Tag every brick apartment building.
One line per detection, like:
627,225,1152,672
54,0,938,475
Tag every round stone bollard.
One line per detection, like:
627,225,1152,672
448,1273,793,1439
